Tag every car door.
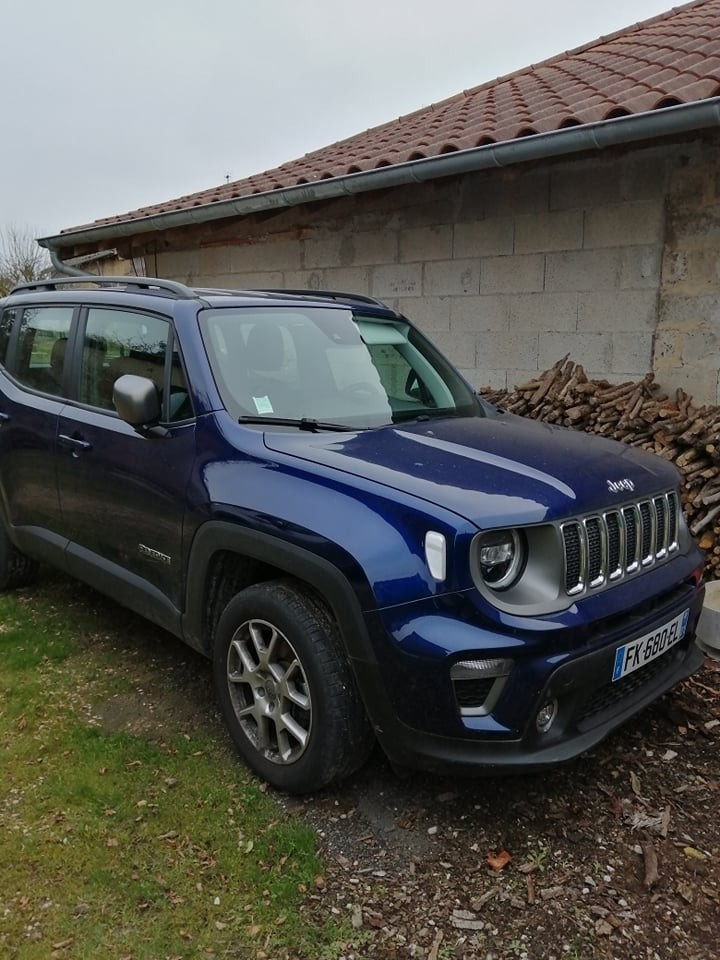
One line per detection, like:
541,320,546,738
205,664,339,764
55,305,196,627
0,302,76,567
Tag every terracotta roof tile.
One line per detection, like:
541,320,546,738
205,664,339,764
71,0,720,233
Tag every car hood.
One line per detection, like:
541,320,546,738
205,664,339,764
263,414,679,528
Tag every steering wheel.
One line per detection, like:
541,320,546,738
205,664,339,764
404,371,434,405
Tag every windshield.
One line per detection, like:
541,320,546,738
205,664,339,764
199,305,481,428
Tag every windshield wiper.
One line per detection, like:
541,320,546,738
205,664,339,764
238,416,358,432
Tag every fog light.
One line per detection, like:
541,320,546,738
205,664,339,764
536,699,558,733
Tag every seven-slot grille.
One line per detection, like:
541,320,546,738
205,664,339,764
561,491,680,596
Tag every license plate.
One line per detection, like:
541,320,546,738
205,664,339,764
612,609,689,682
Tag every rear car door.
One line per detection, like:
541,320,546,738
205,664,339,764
56,305,196,624
0,302,75,567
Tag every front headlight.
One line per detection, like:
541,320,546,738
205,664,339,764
476,528,524,590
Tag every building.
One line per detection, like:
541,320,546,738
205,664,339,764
41,0,720,401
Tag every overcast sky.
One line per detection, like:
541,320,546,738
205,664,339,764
2,0,678,238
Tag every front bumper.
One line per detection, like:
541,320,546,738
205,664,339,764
354,567,705,774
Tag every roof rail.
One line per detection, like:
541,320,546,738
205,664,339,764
8,275,197,299
256,288,390,309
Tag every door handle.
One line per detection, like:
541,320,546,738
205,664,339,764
0,412,10,423
58,434,93,453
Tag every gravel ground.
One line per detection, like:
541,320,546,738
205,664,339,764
288,662,720,960
63,583,719,960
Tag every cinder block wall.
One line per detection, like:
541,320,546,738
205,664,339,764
153,134,720,403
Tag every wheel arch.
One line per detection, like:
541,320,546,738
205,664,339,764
182,521,377,666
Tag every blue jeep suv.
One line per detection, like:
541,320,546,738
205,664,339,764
0,276,705,792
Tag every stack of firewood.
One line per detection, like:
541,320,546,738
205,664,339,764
479,355,720,578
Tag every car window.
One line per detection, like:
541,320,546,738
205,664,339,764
14,306,74,395
78,307,191,422
0,308,17,368
199,306,478,427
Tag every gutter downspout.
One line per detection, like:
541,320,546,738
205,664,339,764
40,98,720,260
48,247,95,277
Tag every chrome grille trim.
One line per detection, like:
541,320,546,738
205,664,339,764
561,491,680,597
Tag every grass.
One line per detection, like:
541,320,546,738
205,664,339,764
0,576,346,959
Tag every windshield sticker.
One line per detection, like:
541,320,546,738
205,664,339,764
253,395,274,415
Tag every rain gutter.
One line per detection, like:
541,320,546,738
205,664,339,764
40,98,720,269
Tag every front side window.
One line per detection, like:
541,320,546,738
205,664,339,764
14,306,74,395
79,308,191,422
199,306,480,428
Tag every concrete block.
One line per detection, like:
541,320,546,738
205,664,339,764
399,225,453,263
662,252,689,285
611,333,653,375
508,292,578,332
539,332,613,372
197,246,232,277
424,259,481,296
426,330,477,368
619,147,671,202
655,365,719,407
514,210,583,254
620,246,662,289
680,328,720,366
395,194,458,230
657,294,720,331
584,201,665,249
372,263,423,298
652,330,683,370
230,239,302,273
398,296,451,331
322,267,371,295
302,235,344,269
480,168,550,217
480,254,544,294
450,296,510,332
199,272,283,290
577,290,658,333
349,229,400,266
479,331,539,371
282,270,326,290
550,160,622,211
156,249,200,280
453,218,514,259
465,367,508,390
665,203,720,250
545,249,620,292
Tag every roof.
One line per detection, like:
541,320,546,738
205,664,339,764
64,0,720,236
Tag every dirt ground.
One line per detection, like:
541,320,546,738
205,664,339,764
71,589,719,960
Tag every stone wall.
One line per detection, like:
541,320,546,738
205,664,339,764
151,133,720,403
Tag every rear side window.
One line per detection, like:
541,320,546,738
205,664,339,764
14,306,74,395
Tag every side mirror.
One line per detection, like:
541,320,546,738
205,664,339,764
113,374,161,426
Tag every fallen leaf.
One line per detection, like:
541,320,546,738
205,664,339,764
486,849,511,872
630,771,642,796
641,841,659,889
677,881,694,903
683,846,706,860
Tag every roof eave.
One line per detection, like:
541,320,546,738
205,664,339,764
40,98,720,252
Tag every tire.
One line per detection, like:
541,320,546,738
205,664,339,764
213,579,373,793
0,524,38,590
